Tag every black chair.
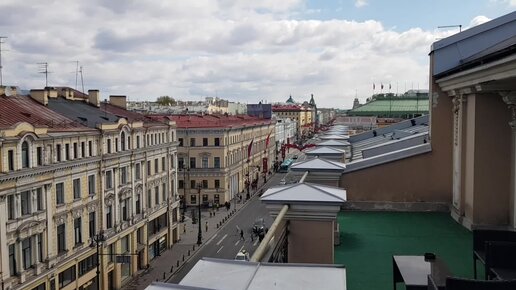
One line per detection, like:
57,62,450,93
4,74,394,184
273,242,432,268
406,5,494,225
485,241,516,280
472,229,516,279
445,277,516,290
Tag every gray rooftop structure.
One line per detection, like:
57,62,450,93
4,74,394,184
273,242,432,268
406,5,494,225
48,97,120,128
290,158,346,172
431,11,516,77
146,258,347,290
261,182,347,204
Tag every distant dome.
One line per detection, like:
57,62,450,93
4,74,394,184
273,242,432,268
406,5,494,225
286,95,295,104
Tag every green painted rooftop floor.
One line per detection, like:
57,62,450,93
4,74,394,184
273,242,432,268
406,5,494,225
335,211,474,290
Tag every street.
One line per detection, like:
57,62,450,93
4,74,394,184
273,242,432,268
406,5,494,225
167,171,286,283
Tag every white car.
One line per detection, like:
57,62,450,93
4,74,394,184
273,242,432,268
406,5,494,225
235,250,250,261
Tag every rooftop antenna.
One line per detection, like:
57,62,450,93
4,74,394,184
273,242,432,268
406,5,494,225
74,60,79,90
38,62,50,87
79,65,85,94
0,36,7,86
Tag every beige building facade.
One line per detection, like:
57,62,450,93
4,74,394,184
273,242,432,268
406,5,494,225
0,87,180,290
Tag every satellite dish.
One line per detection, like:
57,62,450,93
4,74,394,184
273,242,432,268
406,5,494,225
4,86,14,96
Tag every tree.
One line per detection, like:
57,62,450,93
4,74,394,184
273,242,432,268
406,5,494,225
156,96,176,106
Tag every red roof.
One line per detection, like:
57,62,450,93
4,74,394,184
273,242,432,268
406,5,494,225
149,114,273,129
0,95,89,131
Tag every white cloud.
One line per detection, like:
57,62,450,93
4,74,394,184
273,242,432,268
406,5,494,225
469,15,492,27
0,0,437,108
355,0,368,8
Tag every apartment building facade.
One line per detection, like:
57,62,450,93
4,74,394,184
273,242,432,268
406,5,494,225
0,87,179,290
150,115,275,208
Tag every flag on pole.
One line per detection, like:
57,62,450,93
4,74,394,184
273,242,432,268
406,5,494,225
247,138,254,161
265,130,272,148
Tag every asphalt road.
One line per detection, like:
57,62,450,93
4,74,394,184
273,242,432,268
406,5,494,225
168,171,286,283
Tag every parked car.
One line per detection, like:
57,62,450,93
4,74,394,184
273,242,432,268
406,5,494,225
235,250,250,261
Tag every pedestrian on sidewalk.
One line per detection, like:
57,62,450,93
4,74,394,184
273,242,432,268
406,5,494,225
240,229,245,241
205,221,208,232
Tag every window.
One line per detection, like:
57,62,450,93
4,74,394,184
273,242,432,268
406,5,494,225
56,183,65,205
215,179,220,188
36,146,43,166
121,132,126,151
108,244,114,263
74,217,82,245
191,180,196,189
21,190,31,215
178,138,183,146
178,180,184,189
190,138,195,147
189,157,196,169
202,180,208,189
147,189,152,208
154,158,159,173
78,254,97,277
32,283,46,290
56,144,62,162
190,195,197,204
89,212,96,238
81,141,85,158
73,142,78,159
73,178,81,199
214,194,220,205
37,233,43,262
115,138,118,152
121,235,130,253
65,144,70,160
203,138,208,146
135,194,141,214
57,224,66,253
122,199,129,221
155,186,159,205
107,139,112,154
88,175,95,195
36,188,43,211
214,138,220,146
202,156,208,168
136,135,140,148
162,183,167,202
162,157,166,172
106,206,113,229
8,195,15,219
214,157,220,168
202,194,208,203
135,163,141,180
105,171,113,189
9,244,16,276
22,141,30,168
22,237,32,270
128,136,131,150
8,149,14,170
88,140,93,156
178,157,184,169
59,265,76,288
120,166,128,184
147,161,151,176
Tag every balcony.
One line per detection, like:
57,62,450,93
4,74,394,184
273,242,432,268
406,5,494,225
335,211,472,290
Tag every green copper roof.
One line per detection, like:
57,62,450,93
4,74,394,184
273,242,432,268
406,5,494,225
348,99,428,116
286,95,295,103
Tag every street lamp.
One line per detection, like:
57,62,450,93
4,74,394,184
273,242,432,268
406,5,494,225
90,231,106,290
196,183,202,245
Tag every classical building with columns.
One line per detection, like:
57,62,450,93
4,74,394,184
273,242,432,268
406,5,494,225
149,114,275,208
0,87,179,290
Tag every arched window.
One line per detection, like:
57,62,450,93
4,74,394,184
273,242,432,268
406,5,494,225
21,141,30,168
121,132,126,151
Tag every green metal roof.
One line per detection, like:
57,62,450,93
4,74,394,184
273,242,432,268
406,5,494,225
348,99,428,116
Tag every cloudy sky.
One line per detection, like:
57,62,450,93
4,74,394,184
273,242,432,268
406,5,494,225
0,0,514,108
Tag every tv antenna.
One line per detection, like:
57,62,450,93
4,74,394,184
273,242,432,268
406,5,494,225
78,65,85,94
0,36,7,86
38,62,50,87
437,25,462,32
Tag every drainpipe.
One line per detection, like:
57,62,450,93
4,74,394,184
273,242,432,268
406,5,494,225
299,171,309,183
251,204,289,262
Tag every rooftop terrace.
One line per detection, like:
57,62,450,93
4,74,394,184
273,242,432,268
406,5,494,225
335,211,473,290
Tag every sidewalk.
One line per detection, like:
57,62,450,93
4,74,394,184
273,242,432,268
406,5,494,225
122,180,268,290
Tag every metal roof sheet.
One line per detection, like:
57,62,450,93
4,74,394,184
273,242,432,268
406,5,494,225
261,182,347,203
290,158,346,171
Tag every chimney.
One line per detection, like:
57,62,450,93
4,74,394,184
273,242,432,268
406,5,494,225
109,95,127,109
64,88,74,100
30,89,48,106
88,90,100,107
45,87,58,99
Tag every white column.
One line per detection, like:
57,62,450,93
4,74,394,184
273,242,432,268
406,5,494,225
0,196,10,278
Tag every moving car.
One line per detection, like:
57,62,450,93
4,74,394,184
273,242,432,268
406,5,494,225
252,218,268,236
